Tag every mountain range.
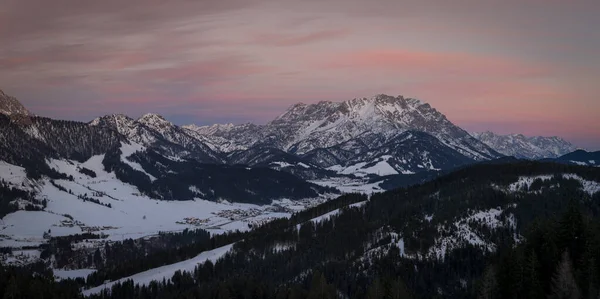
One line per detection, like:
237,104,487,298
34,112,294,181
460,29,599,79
0,89,588,192
1,88,599,299
471,131,577,159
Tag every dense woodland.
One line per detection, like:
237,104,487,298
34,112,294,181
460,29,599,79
0,161,598,298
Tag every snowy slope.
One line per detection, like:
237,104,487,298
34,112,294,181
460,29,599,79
0,155,331,249
82,244,234,296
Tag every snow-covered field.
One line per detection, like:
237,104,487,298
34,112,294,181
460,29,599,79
0,143,337,255
310,177,384,194
328,158,399,177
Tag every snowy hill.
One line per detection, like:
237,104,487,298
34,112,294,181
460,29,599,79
0,143,335,259
471,131,577,159
550,149,600,167
67,161,600,299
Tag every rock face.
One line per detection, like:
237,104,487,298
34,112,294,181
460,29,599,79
0,89,32,116
188,94,502,162
90,114,223,163
0,90,507,179
471,131,577,159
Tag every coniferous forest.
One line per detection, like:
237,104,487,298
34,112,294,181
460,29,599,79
0,161,598,298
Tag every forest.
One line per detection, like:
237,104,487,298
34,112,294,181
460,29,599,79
0,161,598,298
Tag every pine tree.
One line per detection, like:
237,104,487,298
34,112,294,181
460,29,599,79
385,277,412,299
216,283,232,299
524,251,544,299
583,258,598,299
478,265,497,299
3,276,20,299
366,278,384,299
549,251,581,299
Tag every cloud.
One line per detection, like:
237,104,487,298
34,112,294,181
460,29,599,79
0,0,598,148
319,49,552,78
250,29,351,47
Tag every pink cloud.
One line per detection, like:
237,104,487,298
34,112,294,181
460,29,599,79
320,49,552,78
0,56,38,68
137,56,273,84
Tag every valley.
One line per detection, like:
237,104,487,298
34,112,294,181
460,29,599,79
0,89,597,299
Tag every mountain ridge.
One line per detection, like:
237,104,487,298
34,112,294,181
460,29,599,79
471,131,578,159
186,94,503,163
0,89,33,116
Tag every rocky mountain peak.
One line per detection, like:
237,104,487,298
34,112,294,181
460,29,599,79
90,114,136,134
183,123,236,135
471,131,577,159
0,89,33,116
137,113,173,129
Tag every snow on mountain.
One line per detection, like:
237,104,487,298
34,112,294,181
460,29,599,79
428,206,518,259
188,95,501,163
119,142,157,181
471,131,577,159
182,125,248,153
183,123,261,153
90,114,223,163
0,89,32,116
322,131,475,176
494,173,600,196
329,157,400,177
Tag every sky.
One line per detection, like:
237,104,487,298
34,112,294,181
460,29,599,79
0,0,599,149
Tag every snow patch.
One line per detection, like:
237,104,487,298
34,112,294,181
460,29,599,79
562,174,600,195
120,142,157,182
82,244,234,296
428,207,517,259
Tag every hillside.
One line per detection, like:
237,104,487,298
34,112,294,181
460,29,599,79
3,161,595,298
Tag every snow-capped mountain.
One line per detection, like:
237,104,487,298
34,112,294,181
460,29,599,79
1,89,506,197
189,94,501,161
0,89,32,116
0,90,335,207
471,131,577,159
90,114,223,163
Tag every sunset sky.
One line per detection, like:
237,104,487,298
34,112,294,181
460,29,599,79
1,0,599,148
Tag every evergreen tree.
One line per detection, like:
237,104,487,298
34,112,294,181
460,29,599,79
2,277,20,299
524,251,544,299
549,251,581,299
366,278,384,299
385,277,412,299
307,271,335,299
477,265,497,299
